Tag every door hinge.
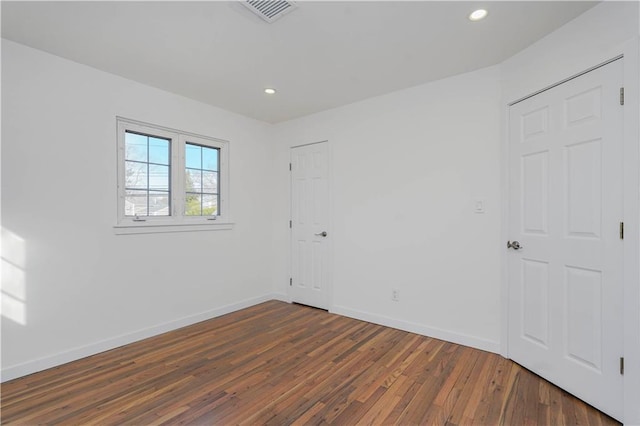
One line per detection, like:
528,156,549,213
289,163,292,171
289,277,292,286
289,220,292,229
620,357,624,375
620,222,624,239
620,87,624,105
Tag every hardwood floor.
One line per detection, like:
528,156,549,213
2,301,619,425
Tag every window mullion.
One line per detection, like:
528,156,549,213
200,168,204,215
174,137,185,222
146,137,150,217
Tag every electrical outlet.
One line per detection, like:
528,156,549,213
392,289,400,302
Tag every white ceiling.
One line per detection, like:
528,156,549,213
2,1,598,124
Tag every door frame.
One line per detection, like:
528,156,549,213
500,38,639,423
288,140,333,310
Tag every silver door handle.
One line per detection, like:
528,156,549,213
507,240,522,250
315,231,328,237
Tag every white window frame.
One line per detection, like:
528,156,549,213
115,117,232,234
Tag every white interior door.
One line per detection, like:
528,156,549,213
508,59,624,420
290,142,330,309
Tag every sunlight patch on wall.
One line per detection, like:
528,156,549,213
1,228,27,325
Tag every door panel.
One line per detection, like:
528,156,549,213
565,139,602,238
521,258,549,347
522,151,549,235
565,266,602,370
290,142,329,309
508,59,623,420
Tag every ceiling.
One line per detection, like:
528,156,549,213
2,1,599,124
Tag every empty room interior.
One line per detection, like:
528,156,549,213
2,1,640,424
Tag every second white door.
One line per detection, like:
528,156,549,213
290,142,330,309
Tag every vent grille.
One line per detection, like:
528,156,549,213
242,1,297,23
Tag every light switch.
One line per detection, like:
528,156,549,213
474,199,485,213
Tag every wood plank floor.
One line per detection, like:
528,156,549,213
2,300,619,425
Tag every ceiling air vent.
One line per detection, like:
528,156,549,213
242,0,297,23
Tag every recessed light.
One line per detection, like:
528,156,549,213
469,9,488,21
264,88,277,95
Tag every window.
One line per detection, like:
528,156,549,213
116,118,231,234
185,143,219,216
124,132,171,217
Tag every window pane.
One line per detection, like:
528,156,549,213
125,161,148,189
202,194,218,216
125,190,148,216
148,191,170,216
125,132,147,162
185,144,201,170
149,164,169,191
186,168,202,192
202,171,218,194
149,137,170,165
203,147,218,171
185,193,201,216
183,143,220,216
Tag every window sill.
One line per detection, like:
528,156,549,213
113,221,234,235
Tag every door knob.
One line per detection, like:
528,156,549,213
507,240,522,250
315,231,328,237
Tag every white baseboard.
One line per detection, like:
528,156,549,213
330,305,501,354
1,293,282,382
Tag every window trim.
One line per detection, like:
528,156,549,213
115,117,232,234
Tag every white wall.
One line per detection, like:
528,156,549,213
500,2,640,423
1,40,277,380
272,66,503,352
